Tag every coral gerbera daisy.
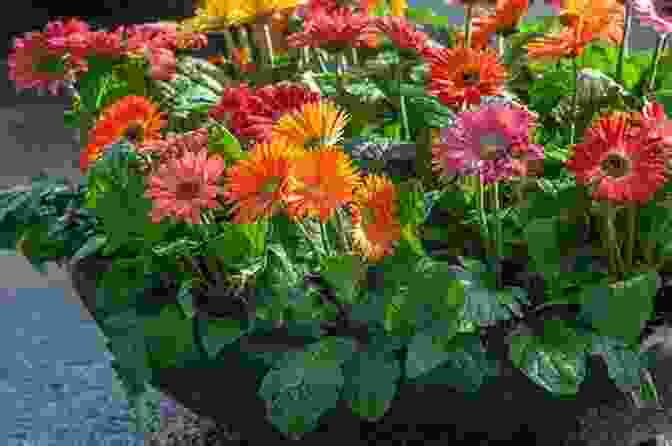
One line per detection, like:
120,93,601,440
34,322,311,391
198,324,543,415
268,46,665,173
351,174,402,262
223,139,305,223
285,146,361,223
427,47,508,110
80,95,167,173
566,112,668,204
374,16,434,59
271,99,350,149
287,6,377,52
145,148,226,225
432,103,537,183
136,127,211,165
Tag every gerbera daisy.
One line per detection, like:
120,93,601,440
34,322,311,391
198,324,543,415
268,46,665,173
136,127,211,165
80,95,166,173
432,103,536,183
271,100,349,148
426,46,508,109
375,16,434,59
285,146,361,223
566,112,668,204
631,0,672,34
456,0,530,49
145,148,226,225
223,140,305,223
8,18,91,95
209,82,322,144
287,6,378,52
527,0,624,61
351,174,402,262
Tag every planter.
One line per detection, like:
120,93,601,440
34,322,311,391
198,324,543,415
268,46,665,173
66,251,658,444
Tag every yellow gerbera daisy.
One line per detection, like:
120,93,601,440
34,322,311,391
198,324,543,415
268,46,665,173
271,100,350,149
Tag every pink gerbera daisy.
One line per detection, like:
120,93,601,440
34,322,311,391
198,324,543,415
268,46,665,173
145,149,226,225
627,0,672,34
432,103,538,183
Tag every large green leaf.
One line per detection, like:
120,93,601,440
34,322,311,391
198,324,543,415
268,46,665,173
205,220,267,270
456,258,514,326
407,333,496,392
143,304,199,368
509,324,588,396
255,242,301,323
258,337,355,438
341,349,401,421
579,271,657,345
590,335,647,394
208,124,245,164
196,314,251,359
523,217,563,277
321,254,364,305
405,331,452,380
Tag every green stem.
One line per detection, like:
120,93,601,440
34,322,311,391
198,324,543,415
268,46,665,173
570,56,579,146
605,202,625,279
236,26,254,65
464,4,474,49
296,220,325,260
497,34,505,59
222,28,236,62
616,1,632,85
350,47,359,67
397,64,411,141
335,208,352,254
478,174,490,258
625,204,637,272
262,23,275,68
320,222,333,256
314,48,328,74
493,181,503,288
648,33,668,95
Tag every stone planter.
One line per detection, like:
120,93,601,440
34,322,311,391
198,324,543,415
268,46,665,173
66,252,668,444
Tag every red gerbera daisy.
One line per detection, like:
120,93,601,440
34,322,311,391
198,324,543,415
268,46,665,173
566,112,668,204
375,16,434,59
209,82,322,145
80,95,167,173
427,46,508,109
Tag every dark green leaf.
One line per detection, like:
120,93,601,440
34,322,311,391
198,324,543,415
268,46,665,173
143,304,199,368
342,349,401,421
70,235,107,265
590,335,647,394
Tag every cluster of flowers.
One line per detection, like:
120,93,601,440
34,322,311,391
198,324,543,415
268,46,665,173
11,0,672,265
8,17,208,95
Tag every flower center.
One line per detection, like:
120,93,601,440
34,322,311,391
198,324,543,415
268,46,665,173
261,176,282,195
176,181,201,200
462,69,480,86
124,121,145,143
601,153,630,178
479,133,508,161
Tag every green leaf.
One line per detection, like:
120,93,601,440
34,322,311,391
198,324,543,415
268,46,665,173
197,315,250,359
206,220,267,269
457,258,514,326
579,271,657,345
143,304,199,368
258,337,353,438
208,124,245,164
523,217,563,277
405,7,451,26
70,235,107,265
405,331,452,380
176,279,196,319
321,254,363,305
590,335,647,394
509,327,587,395
407,333,496,392
342,349,401,421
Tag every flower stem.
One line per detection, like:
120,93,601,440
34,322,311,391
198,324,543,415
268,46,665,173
397,64,411,141
464,4,474,49
616,1,632,85
604,201,625,279
625,204,637,272
497,34,505,59
493,181,503,288
570,55,579,146
350,47,359,67
296,219,325,260
314,48,329,74
222,28,236,62
320,222,333,256
648,33,669,95
262,23,275,68
335,208,352,253
478,173,490,258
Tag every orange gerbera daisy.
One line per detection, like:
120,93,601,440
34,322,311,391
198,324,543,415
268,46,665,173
456,0,530,49
285,146,361,223
80,95,167,173
527,0,624,61
427,46,508,109
351,174,402,262
223,139,305,223
271,100,350,149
